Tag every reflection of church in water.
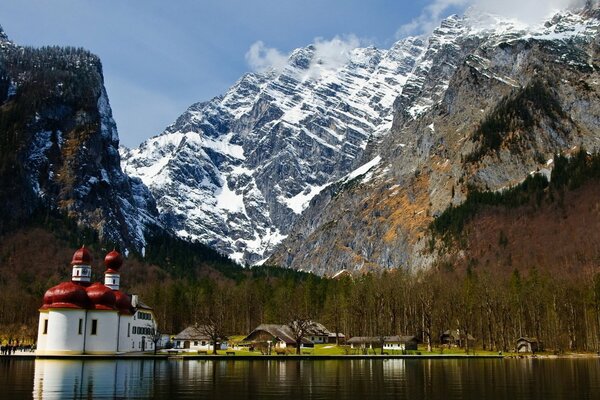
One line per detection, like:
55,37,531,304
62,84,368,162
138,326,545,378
36,247,157,355
33,359,156,399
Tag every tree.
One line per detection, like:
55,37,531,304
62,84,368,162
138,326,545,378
287,318,318,355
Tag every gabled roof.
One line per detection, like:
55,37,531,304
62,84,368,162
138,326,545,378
517,336,539,343
441,330,475,341
242,324,312,344
347,335,417,344
173,325,211,341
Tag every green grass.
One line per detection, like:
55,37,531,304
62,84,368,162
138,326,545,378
161,344,507,357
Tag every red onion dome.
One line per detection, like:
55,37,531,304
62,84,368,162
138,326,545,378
104,250,123,273
114,290,134,315
71,246,92,265
86,283,117,310
41,281,90,309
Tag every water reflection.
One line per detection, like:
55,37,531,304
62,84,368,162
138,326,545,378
33,359,155,399
5,357,598,399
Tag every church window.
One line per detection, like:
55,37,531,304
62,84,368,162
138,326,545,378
91,319,98,335
43,319,48,335
78,319,83,335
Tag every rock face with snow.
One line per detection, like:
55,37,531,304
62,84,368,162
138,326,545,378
268,4,600,274
122,37,426,263
123,2,600,271
0,27,160,250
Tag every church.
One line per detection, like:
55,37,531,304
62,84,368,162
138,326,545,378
36,247,157,355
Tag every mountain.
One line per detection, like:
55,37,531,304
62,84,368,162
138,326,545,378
123,2,600,272
0,26,159,251
268,4,600,274
121,36,426,263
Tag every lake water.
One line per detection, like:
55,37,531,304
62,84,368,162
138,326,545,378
1,357,599,399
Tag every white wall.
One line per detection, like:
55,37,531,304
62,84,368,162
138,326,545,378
36,311,48,352
84,310,119,354
42,310,86,355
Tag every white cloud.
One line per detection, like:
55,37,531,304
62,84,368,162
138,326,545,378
398,0,589,37
312,35,361,70
245,41,288,72
245,35,363,78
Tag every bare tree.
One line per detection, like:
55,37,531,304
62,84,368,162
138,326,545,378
197,321,228,355
287,318,317,355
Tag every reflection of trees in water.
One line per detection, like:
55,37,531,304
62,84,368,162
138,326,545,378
23,358,600,399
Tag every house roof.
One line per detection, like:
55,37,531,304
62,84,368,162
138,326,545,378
242,324,314,344
517,337,539,343
346,336,416,344
173,325,211,341
441,330,475,341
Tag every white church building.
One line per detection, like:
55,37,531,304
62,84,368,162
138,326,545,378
36,247,158,355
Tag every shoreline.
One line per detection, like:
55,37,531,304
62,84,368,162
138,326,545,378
4,351,599,361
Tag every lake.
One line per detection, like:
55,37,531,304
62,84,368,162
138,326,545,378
1,357,599,399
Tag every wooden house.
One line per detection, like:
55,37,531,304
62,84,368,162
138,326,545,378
440,329,475,348
347,336,417,350
516,337,541,353
242,324,312,349
173,325,227,352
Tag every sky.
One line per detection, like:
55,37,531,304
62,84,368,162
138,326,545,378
0,0,587,147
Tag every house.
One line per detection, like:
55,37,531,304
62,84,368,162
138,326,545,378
301,321,345,344
173,325,227,352
347,336,417,350
440,329,475,348
346,336,379,349
36,248,158,355
516,337,541,353
242,324,312,349
382,336,418,351
327,331,346,344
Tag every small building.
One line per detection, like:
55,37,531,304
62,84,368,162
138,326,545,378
173,325,227,352
440,329,475,348
383,336,418,351
242,324,313,350
327,331,346,344
516,337,541,353
306,322,333,344
347,336,379,349
347,336,417,350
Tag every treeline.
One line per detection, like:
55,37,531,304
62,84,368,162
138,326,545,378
134,264,600,353
432,150,600,242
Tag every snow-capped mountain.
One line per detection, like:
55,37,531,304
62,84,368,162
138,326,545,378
122,36,426,263
268,4,600,274
124,1,600,268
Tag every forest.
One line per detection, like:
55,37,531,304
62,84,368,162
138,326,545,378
0,151,598,353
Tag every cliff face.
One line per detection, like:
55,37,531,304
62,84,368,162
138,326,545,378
268,6,600,274
122,36,426,263
0,28,159,251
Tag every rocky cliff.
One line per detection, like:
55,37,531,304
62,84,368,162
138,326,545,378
122,36,426,263
268,4,600,274
121,2,600,272
0,27,160,251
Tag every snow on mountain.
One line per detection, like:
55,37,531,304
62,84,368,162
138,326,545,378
122,36,426,263
123,3,600,265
